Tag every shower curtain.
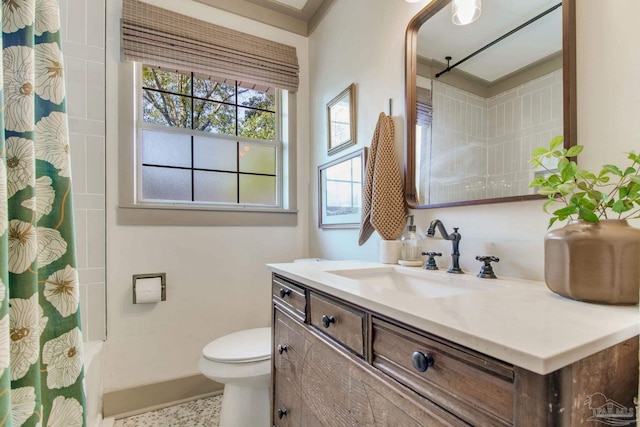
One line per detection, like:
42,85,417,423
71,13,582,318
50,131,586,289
0,1,86,426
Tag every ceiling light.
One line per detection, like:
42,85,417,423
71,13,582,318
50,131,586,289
452,0,481,25
405,0,425,3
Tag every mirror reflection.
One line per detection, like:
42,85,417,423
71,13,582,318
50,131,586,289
407,0,572,207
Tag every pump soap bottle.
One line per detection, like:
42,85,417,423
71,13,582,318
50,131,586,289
399,215,424,266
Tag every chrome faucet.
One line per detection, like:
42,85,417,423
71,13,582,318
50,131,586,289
426,219,463,274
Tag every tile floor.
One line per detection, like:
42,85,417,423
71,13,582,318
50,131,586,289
113,395,222,427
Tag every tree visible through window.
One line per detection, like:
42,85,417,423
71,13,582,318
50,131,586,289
139,66,281,206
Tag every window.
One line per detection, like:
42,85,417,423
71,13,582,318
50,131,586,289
118,0,299,225
138,66,281,207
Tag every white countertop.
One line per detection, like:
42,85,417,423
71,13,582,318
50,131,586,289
267,260,639,375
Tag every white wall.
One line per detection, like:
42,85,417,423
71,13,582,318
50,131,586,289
59,0,106,342
90,0,639,394
104,1,310,391
309,1,640,279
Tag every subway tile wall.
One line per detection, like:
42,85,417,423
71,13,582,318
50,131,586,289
59,0,107,341
428,69,563,204
430,82,488,204
485,70,563,199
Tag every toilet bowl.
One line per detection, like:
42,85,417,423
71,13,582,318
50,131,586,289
199,327,271,427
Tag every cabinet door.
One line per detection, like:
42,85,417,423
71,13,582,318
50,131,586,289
273,309,311,426
273,373,300,427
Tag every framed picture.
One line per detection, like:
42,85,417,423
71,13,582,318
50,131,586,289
327,83,356,155
318,148,367,229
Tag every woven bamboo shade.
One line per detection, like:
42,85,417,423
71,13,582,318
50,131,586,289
416,86,432,127
121,0,299,92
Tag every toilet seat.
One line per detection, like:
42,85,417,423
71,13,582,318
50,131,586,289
202,327,271,363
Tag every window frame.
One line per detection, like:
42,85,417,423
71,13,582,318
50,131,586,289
117,62,298,226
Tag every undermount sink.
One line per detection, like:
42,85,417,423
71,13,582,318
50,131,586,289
327,267,505,298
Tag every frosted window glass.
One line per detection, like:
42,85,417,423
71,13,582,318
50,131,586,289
240,175,276,205
193,137,237,171
194,171,237,203
239,144,276,175
142,130,191,168
142,166,191,201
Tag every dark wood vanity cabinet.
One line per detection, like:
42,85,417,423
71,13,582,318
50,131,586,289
271,273,638,427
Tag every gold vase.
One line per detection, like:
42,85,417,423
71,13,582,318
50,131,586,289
544,219,640,305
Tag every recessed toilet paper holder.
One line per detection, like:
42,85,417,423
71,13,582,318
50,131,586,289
133,273,167,303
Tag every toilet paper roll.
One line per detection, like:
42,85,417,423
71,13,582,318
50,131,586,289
134,277,163,303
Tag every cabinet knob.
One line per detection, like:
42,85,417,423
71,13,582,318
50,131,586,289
277,408,288,419
277,344,288,354
279,288,291,298
412,351,434,372
321,315,336,328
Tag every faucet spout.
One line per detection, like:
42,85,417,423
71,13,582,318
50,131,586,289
426,219,463,274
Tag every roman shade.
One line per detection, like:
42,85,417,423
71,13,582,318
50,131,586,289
121,0,299,92
416,86,432,127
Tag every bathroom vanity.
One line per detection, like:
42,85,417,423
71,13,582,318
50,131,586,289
268,261,639,426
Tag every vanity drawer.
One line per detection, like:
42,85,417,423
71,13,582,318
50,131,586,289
309,292,365,357
272,275,306,321
372,318,514,427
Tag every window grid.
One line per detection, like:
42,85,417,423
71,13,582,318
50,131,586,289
138,67,280,207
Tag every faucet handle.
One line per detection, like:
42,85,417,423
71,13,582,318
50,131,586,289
422,251,442,270
476,256,499,279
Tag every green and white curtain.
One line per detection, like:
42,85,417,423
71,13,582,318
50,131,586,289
0,1,86,426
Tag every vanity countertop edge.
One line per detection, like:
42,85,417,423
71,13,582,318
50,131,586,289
267,260,639,375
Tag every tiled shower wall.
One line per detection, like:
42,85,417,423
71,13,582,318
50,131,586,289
428,69,563,204
485,69,563,198
59,0,106,341
430,82,488,204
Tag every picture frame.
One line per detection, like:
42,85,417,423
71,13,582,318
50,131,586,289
318,147,367,229
327,83,356,155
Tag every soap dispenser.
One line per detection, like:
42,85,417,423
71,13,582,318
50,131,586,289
400,215,423,266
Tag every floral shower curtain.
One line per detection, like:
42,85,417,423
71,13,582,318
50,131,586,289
0,1,86,426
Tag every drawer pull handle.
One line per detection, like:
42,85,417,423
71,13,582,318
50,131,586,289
279,288,291,298
277,344,288,354
277,408,288,419
412,351,434,372
321,315,335,328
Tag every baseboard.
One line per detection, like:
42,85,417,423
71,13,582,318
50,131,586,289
103,374,223,418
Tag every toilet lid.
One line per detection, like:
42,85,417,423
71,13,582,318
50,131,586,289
202,327,271,363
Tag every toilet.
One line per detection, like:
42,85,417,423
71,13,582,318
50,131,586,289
199,327,272,427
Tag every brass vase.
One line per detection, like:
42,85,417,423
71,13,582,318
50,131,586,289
544,219,640,304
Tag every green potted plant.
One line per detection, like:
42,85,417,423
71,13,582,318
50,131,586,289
529,136,640,304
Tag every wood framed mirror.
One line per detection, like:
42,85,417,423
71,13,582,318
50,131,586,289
405,0,576,208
